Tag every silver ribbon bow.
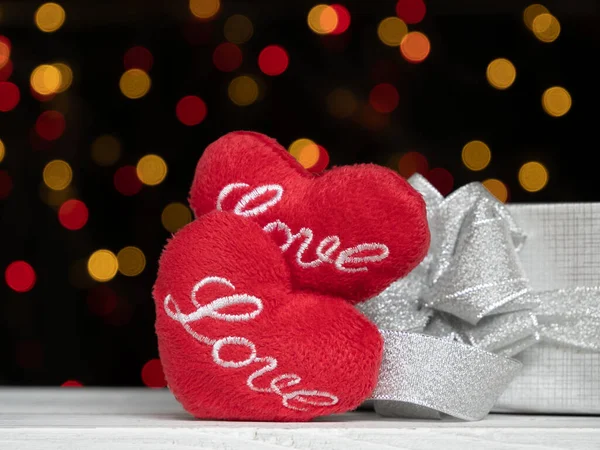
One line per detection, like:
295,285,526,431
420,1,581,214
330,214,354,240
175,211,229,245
359,174,600,420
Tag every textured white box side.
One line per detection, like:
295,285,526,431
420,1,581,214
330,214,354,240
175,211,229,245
494,203,600,414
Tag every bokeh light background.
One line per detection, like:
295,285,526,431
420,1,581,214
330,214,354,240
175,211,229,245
0,1,597,387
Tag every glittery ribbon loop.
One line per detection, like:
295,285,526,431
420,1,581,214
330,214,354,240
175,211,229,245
361,175,600,420
360,175,539,353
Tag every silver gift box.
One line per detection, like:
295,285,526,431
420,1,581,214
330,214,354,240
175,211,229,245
493,203,600,414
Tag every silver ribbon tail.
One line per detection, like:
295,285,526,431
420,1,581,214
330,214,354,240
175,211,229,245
371,331,521,421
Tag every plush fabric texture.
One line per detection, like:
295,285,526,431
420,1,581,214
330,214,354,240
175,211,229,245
154,212,383,422
189,131,430,303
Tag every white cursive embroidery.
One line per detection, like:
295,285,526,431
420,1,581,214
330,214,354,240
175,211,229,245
217,183,284,217
164,276,339,412
217,183,390,273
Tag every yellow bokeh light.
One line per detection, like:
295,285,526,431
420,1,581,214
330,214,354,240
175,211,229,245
117,246,146,277
91,135,121,166
532,13,560,43
377,17,408,46
483,179,508,203
35,2,66,33
0,139,4,163
289,138,320,169
462,140,491,171
289,138,316,157
486,58,516,90
228,75,259,106
326,88,357,119
190,0,220,19
136,154,167,186
53,63,73,92
542,86,571,117
224,14,254,44
88,250,119,282
523,4,549,30
43,160,72,191
119,69,151,99
307,4,338,35
519,161,548,192
31,64,62,95
161,202,193,233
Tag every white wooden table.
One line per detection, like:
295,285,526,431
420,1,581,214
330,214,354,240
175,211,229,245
0,388,598,449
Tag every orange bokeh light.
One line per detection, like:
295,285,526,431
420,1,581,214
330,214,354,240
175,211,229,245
400,31,430,63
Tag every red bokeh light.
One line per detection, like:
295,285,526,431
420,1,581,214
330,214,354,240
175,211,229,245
176,95,207,126
58,199,89,230
396,0,427,24
307,145,330,173
0,81,20,112
330,4,351,35
212,42,242,72
36,111,66,141
5,261,36,293
258,45,289,76
398,151,429,178
0,170,13,199
426,167,454,196
0,60,13,81
124,46,154,72
62,380,83,387
369,83,399,114
141,358,167,388
87,285,118,317
114,165,142,196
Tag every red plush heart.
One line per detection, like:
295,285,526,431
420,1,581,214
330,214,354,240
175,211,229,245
153,212,383,421
189,131,429,303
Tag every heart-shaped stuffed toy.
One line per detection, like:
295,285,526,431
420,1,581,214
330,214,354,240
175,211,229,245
189,131,430,303
154,212,383,421
154,131,430,421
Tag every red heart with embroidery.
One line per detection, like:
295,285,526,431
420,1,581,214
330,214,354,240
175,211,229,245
154,212,383,421
189,131,430,303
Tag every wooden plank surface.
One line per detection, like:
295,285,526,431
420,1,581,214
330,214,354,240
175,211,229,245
1,388,599,449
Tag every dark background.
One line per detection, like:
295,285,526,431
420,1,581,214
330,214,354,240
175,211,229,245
0,0,598,386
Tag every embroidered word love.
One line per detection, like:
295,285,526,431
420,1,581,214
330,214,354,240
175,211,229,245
216,183,390,273
163,276,339,412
